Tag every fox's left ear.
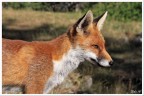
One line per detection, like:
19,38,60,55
94,11,108,31
76,10,93,33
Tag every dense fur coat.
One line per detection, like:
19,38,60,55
2,10,113,94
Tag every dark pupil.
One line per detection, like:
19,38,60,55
94,45,99,49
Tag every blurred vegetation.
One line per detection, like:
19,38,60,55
2,2,142,21
2,2,142,94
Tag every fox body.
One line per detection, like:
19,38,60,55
2,10,113,94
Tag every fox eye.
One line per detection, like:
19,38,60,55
93,45,99,49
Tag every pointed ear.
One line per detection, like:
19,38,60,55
94,11,108,31
76,10,93,33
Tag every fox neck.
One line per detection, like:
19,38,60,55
43,34,85,93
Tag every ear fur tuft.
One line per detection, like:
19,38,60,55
94,11,108,31
76,10,93,32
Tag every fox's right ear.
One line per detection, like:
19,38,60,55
75,10,93,33
93,11,108,31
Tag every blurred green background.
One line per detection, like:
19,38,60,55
2,2,142,94
2,2,142,21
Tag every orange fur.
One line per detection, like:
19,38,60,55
2,10,112,94
2,34,71,93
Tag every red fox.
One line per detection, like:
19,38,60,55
2,10,113,94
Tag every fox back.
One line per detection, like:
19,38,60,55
2,10,113,94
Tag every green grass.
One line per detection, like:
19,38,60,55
2,9,142,94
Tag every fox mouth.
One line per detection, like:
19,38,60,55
87,58,105,67
90,58,99,65
85,57,100,66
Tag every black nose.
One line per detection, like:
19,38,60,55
109,60,113,66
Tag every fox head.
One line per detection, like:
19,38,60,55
68,10,113,67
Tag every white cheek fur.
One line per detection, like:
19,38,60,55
84,51,97,61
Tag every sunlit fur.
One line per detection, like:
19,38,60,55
2,10,112,94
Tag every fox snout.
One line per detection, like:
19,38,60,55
90,57,113,67
85,50,113,67
109,60,113,66
97,50,113,67
97,57,113,67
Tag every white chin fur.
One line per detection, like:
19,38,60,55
98,59,110,67
85,51,97,60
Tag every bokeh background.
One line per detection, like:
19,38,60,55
2,2,142,94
